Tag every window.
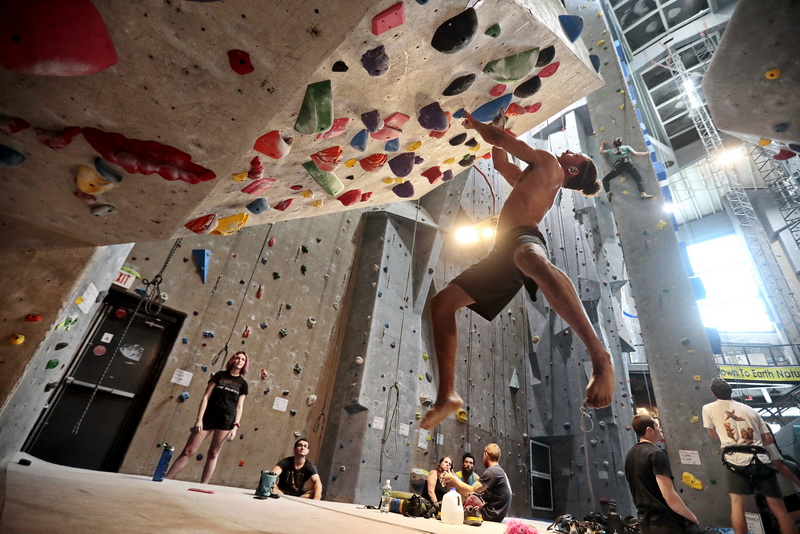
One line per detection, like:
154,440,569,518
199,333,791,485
686,235,774,333
530,440,553,511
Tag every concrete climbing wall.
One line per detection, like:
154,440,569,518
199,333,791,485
0,0,602,248
577,0,729,525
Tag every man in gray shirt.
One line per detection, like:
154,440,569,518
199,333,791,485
445,443,511,522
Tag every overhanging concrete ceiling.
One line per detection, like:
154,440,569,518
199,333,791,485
0,0,602,248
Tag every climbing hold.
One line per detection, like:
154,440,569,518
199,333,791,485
525,103,542,114
361,45,390,77
210,213,249,235
765,68,781,80
25,314,42,322
0,1,118,76
558,14,584,43
185,214,217,236
483,48,539,82
392,181,414,198
442,74,476,96
311,199,323,208
46,358,59,369
428,112,451,139
681,338,690,346
431,8,478,54
293,363,302,374
76,164,115,195
302,161,345,196
442,170,454,182
514,76,542,98
0,144,25,166
90,204,116,217
55,342,68,351
279,329,288,337
775,149,796,160
563,422,571,430
361,110,384,133
385,138,400,152
418,102,448,131
179,392,190,402
247,156,264,181
300,189,313,199
254,131,294,159
192,249,210,283
310,146,343,172
504,102,526,117
388,152,416,177
294,80,333,135
758,138,772,146
246,198,270,215
227,49,254,74
331,59,349,72
242,326,251,339
94,157,122,183
538,61,560,78
350,129,369,152
681,472,703,490
449,133,467,146
372,2,405,36
459,155,476,167
597,40,605,47
589,54,601,73
306,395,317,406
8,334,24,345
484,23,501,38
231,172,248,182
535,45,555,67
509,369,520,392
790,144,800,153
0,115,30,135
361,192,373,202
241,177,277,195
342,158,357,169
317,117,349,140
337,189,363,206
471,94,513,123
360,153,388,172
39,126,85,148
489,84,507,97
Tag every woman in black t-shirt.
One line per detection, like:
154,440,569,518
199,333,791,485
166,352,249,483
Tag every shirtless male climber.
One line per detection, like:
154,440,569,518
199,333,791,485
420,112,615,430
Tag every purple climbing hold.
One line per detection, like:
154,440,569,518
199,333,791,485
465,137,477,147
459,154,476,167
514,76,542,99
0,144,25,166
414,155,424,165
392,180,415,198
332,60,348,72
442,169,454,182
361,110,383,133
536,45,556,68
361,45,390,77
388,152,416,177
431,8,478,54
418,102,448,131
442,73,476,96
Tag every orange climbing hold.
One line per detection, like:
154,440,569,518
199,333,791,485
254,131,293,159
504,102,526,117
310,146,343,171
371,2,406,36
360,153,388,172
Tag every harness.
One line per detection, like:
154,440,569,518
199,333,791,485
721,444,777,478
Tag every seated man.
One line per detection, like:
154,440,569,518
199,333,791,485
444,443,511,522
271,438,322,499
454,452,477,499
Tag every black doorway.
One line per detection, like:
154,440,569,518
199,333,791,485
25,289,184,472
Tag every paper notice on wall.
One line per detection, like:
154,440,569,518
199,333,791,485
101,332,114,343
598,470,609,480
170,369,193,387
399,423,409,436
745,512,765,534
417,429,429,449
272,397,288,412
372,416,385,430
436,433,444,445
77,283,99,314
679,449,702,465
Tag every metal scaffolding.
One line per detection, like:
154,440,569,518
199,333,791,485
667,34,800,345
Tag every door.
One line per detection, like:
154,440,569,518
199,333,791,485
25,289,183,471
530,439,553,512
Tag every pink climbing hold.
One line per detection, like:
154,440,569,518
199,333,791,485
371,112,409,141
254,131,293,159
316,118,350,140
36,127,82,149
385,112,410,130
337,189,362,206
185,214,218,235
489,84,507,96
359,153,388,172
422,166,443,184
241,177,276,195
248,156,264,180
0,0,118,76
310,146,343,171
371,2,406,36
538,62,560,78
525,102,542,114
0,116,30,135
274,199,293,211
227,50,254,75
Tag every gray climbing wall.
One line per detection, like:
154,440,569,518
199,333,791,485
576,0,728,525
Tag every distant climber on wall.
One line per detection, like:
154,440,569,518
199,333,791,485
600,137,654,200
420,112,615,430
166,352,248,484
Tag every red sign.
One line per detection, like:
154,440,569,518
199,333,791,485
93,345,107,356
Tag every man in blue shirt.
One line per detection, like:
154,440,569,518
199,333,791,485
600,137,654,201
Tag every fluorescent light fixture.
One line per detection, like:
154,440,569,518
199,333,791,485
683,79,701,109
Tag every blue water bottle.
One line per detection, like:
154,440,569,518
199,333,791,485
152,443,174,481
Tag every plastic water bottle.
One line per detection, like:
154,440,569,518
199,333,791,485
152,443,174,482
441,488,464,524
380,479,392,512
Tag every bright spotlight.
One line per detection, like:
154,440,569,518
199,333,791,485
716,148,743,166
683,79,701,109
481,227,496,240
663,203,677,214
455,226,479,244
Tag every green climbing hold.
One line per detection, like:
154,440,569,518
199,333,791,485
46,359,59,369
273,272,281,279
302,161,345,196
484,23,500,38
279,329,288,337
483,48,539,83
422,353,429,361
509,369,520,392
301,245,309,253
293,363,302,373
285,304,292,310
294,80,333,135
681,338,690,345
290,409,297,416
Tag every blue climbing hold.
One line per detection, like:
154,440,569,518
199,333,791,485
246,197,270,214
471,94,513,123
350,129,369,152
453,108,466,119
94,157,122,182
558,14,584,43
0,144,25,166
192,249,211,283
589,54,601,73
385,138,400,152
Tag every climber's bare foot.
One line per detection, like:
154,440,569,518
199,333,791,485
585,353,615,408
420,393,463,430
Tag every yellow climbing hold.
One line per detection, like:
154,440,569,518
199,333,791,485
599,126,605,132
597,40,605,46
8,334,25,345
443,157,455,164
532,336,540,343
211,213,250,236
394,177,404,184
468,143,481,152
682,472,703,490
422,353,429,361
407,141,422,151
690,416,699,423
602,29,607,35
765,68,781,80
232,171,248,182
415,412,421,420
382,177,394,184
758,138,771,146
619,104,625,110
312,199,323,207
693,375,701,381
622,190,630,195
301,189,314,198
656,220,668,231
344,158,357,168
455,409,468,424
76,164,115,195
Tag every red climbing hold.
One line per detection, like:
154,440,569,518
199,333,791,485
241,177,276,195
525,103,542,114
227,50,254,75
268,237,275,247
25,314,42,322
372,2,405,36
310,146,343,171
489,84,507,96
36,127,82,149
256,284,264,299
82,128,216,184
0,116,30,135
317,118,350,140
254,131,293,159
538,62,560,78
504,103,526,117
360,192,373,202
247,156,264,180
290,185,304,191
0,0,118,76
185,214,218,235
359,153,388,172
274,199,293,211
774,149,797,160
337,189,363,206
422,166,444,184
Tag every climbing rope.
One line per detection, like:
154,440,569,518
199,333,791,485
72,238,182,434
579,402,596,511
